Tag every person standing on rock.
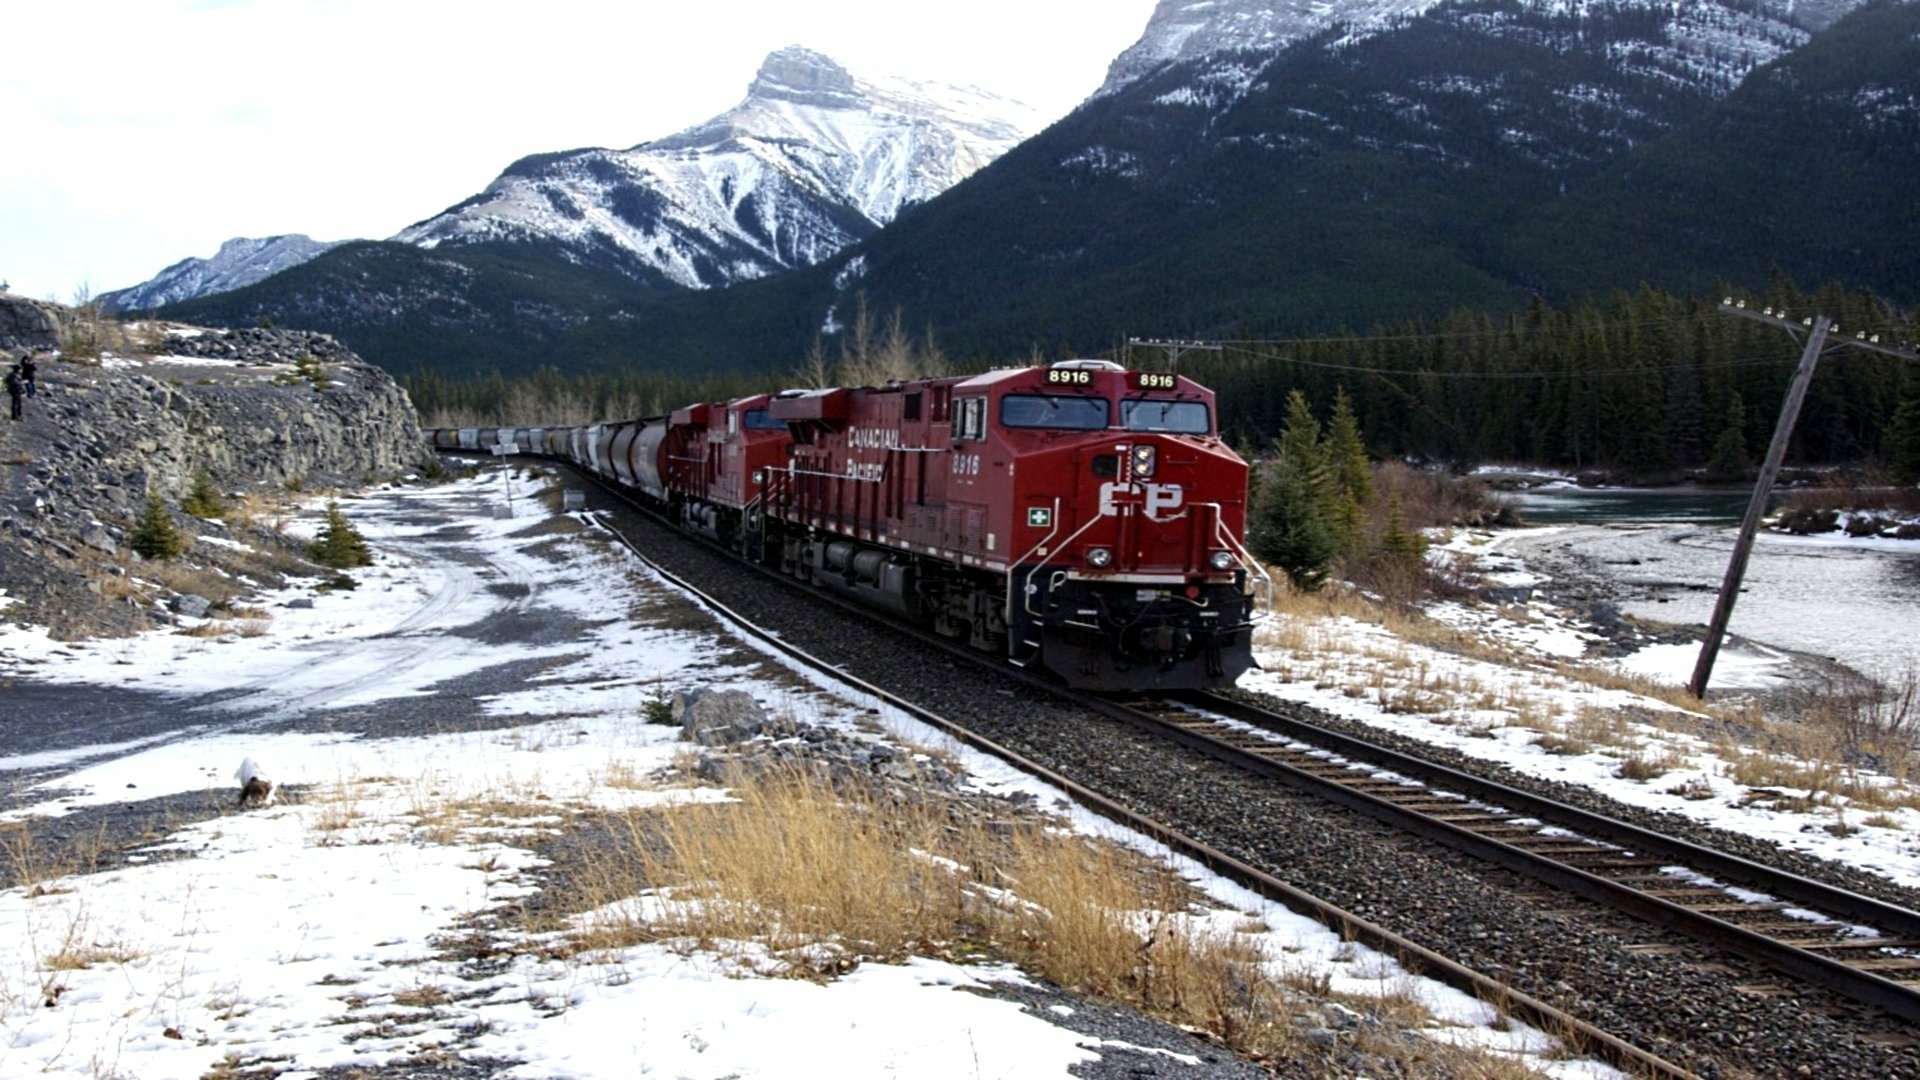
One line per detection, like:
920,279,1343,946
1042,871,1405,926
19,352,37,398
5,365,23,420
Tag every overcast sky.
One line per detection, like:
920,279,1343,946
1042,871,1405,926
1,0,1158,301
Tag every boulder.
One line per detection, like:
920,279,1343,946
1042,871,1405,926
673,688,769,746
0,296,61,355
1772,507,1840,535
169,594,211,618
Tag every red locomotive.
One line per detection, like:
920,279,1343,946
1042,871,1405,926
433,360,1262,691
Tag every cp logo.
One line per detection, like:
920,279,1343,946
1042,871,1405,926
1099,482,1185,518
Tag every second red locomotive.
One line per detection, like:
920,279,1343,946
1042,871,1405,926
435,360,1263,691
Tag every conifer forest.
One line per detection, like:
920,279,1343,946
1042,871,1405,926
407,280,1920,480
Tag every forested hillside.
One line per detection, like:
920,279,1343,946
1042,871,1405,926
411,280,1917,476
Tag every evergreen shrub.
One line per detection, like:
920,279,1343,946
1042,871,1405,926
308,501,372,570
130,489,186,560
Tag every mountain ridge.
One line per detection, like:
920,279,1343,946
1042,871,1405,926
391,46,1038,290
160,0,1919,377
100,235,347,314
119,47,1033,311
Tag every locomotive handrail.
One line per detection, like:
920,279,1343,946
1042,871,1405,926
1202,501,1273,618
784,464,883,484
1016,503,1105,621
1010,498,1064,574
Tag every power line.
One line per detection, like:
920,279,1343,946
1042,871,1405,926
1212,310,1722,348
1205,342,1808,381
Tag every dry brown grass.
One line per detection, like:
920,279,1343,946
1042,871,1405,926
1258,562,1920,823
532,762,1548,1072
41,933,142,972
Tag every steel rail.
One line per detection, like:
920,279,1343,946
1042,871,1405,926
1187,691,1920,937
520,465,1698,1080
1122,694,1920,1025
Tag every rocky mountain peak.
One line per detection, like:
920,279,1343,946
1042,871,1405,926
99,234,346,314
748,45,862,107
395,47,1036,292
1095,0,1867,97
1098,0,1441,95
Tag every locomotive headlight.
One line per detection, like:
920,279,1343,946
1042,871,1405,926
1130,444,1157,479
1208,551,1236,571
1085,547,1114,569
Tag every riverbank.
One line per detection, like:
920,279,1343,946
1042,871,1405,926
1483,518,1920,685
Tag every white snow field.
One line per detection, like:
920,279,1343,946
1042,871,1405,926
0,472,1613,1079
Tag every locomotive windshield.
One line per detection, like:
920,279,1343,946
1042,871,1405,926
742,409,786,431
1121,399,1211,435
1000,395,1109,431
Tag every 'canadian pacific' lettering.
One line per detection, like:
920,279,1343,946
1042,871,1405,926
847,427,901,450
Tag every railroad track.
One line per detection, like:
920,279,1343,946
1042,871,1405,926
1114,692,1920,1027
485,451,1920,1069
540,480,1698,1079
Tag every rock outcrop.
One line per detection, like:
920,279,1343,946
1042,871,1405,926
0,315,430,637
0,295,62,356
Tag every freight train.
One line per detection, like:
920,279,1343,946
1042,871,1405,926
431,360,1265,690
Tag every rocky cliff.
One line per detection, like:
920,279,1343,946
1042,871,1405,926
0,294,63,356
0,307,431,637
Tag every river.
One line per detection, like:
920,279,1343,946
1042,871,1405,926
1495,486,1920,680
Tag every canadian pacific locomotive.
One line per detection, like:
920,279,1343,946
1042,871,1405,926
432,360,1264,690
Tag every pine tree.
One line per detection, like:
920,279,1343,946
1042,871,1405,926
181,471,226,519
1378,494,1427,566
1249,459,1338,591
1324,387,1371,556
1886,379,1920,485
130,489,186,561
309,501,372,569
1250,391,1339,590
1705,393,1751,481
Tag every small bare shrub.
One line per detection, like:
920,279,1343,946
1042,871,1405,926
1615,745,1686,782
1805,668,1920,780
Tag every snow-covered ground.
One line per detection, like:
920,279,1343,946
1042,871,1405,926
1245,525,1920,897
0,473,1609,1080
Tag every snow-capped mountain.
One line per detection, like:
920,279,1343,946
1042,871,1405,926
394,46,1039,289
1097,0,1440,95
1096,0,1865,99
100,235,346,313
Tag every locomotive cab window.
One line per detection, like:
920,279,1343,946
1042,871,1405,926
1000,395,1109,431
743,409,785,431
1121,399,1211,435
956,397,987,441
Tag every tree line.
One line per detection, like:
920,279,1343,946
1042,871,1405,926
409,280,1920,480
1174,280,1919,479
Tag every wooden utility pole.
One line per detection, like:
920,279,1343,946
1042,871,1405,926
1688,301,1920,698
1688,313,1828,698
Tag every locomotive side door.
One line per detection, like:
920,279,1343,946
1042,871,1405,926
945,395,988,553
